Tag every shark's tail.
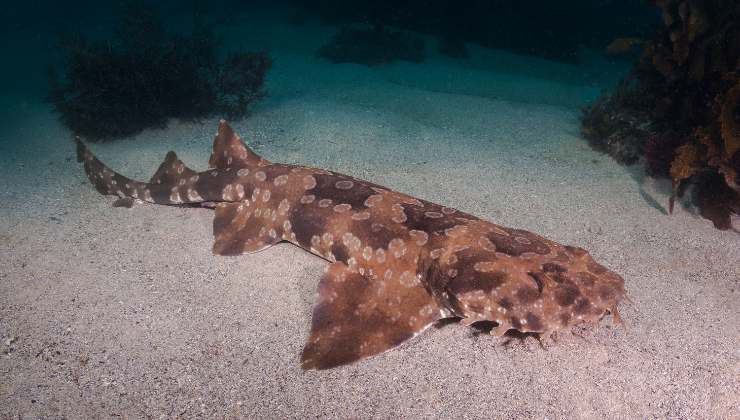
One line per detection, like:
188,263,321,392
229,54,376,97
75,120,268,207
75,137,154,205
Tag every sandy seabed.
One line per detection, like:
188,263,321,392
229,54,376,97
1,9,739,420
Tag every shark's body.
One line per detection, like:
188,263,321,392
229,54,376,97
77,120,625,369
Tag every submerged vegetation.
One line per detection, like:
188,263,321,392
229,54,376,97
297,0,653,63
317,24,425,66
48,1,271,141
582,0,739,230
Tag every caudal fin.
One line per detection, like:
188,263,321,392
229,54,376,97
76,120,266,206
75,138,197,205
75,138,140,197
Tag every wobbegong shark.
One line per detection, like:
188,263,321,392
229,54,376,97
76,120,626,369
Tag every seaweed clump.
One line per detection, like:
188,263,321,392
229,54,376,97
581,76,656,165
48,1,271,141
581,0,740,230
437,36,469,59
317,24,425,66
298,0,655,64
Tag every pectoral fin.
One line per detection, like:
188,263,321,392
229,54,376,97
212,202,281,255
301,262,442,370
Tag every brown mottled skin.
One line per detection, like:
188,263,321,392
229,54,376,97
76,120,626,370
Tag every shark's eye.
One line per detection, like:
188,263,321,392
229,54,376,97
527,272,545,293
542,262,567,273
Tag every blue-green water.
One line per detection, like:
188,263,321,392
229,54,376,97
2,2,738,419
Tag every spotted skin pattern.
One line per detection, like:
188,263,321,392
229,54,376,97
76,120,626,370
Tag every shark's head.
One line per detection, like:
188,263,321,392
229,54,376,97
427,221,625,338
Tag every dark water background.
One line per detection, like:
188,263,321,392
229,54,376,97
0,0,660,116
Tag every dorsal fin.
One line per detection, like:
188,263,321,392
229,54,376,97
149,151,198,186
208,120,268,170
